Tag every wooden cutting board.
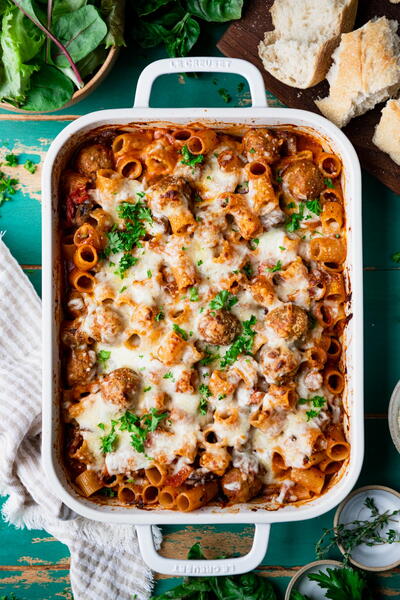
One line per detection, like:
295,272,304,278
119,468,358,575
217,0,400,195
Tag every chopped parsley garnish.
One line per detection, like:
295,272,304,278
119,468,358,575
143,386,152,392
286,202,295,209
237,82,245,93
218,87,231,103
173,323,189,340
118,409,168,455
198,384,211,415
119,285,127,293
235,181,249,193
392,251,400,263
220,315,257,368
163,371,174,380
242,262,253,279
147,269,152,278
100,420,118,454
100,487,116,497
199,347,220,366
97,423,105,430
5,153,18,166
117,200,152,223
197,259,203,266
189,287,199,302
249,147,256,154
209,290,238,311
155,309,165,322
276,175,283,183
324,177,335,188
180,145,204,167
218,394,226,400
24,159,37,174
285,203,304,232
250,238,259,249
299,396,326,420
0,170,18,207
306,198,322,216
279,246,286,251
97,350,111,368
267,260,282,273
114,254,138,279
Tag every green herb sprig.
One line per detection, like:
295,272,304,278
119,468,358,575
220,315,256,368
209,290,238,311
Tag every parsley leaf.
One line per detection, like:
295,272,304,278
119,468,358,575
242,262,253,279
163,371,174,380
209,290,238,311
100,487,116,498
308,567,368,600
173,323,189,340
220,316,257,368
117,409,168,456
100,421,118,454
155,309,165,322
306,199,322,216
118,200,152,223
324,177,335,189
250,238,259,249
5,153,18,166
114,253,138,279
180,145,204,167
267,260,282,273
286,203,304,232
299,396,326,420
24,159,37,174
0,170,18,207
97,350,111,368
189,287,199,302
198,384,211,415
198,347,220,366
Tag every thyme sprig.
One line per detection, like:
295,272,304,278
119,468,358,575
316,497,400,564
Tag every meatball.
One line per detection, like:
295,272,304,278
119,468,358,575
266,304,308,341
242,129,281,163
100,368,140,408
66,347,96,386
282,159,324,200
75,144,113,178
260,344,301,384
62,170,90,197
86,306,124,344
61,320,90,348
222,468,262,503
198,309,240,345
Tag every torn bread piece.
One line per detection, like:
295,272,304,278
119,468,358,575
315,17,400,128
373,98,400,164
258,0,358,89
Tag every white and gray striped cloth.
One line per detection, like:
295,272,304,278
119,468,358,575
0,238,161,600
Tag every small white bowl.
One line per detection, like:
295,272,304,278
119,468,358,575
285,559,343,600
334,485,400,571
389,380,400,454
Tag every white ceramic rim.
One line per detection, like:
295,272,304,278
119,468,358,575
333,485,400,571
284,559,343,600
388,380,400,454
41,57,364,575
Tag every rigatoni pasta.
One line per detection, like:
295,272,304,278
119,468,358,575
60,125,350,511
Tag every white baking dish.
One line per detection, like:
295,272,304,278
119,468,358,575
42,57,364,576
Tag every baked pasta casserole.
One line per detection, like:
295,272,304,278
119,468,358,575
60,125,350,512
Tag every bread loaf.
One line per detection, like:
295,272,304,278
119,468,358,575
258,0,358,89
373,98,400,165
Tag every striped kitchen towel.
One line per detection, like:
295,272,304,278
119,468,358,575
0,237,161,600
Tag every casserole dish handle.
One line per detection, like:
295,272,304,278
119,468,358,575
136,523,270,575
134,57,268,108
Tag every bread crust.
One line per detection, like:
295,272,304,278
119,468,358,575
373,98,400,165
258,0,358,89
315,17,400,128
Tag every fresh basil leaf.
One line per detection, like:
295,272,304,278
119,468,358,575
99,0,125,47
164,12,200,57
53,5,107,67
134,6,184,49
0,6,43,104
51,0,87,19
134,0,172,17
21,64,74,111
187,0,243,22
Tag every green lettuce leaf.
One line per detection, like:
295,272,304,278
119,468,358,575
0,6,44,103
100,0,125,47
52,4,107,66
21,63,74,111
51,0,87,19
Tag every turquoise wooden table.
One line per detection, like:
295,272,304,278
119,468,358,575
1,25,400,600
